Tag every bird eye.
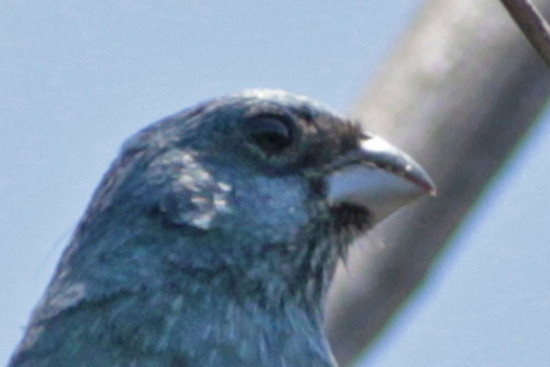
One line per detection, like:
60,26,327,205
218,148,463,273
245,115,293,154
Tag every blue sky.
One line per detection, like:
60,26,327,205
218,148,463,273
2,1,550,366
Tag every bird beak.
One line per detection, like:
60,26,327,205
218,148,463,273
327,135,436,225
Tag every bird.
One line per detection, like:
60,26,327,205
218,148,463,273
9,89,435,367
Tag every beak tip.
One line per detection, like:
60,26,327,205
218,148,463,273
361,136,436,199
421,176,437,197
404,162,436,198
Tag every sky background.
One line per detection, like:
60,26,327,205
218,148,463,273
2,1,550,366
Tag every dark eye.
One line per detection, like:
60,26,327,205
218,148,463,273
245,115,293,154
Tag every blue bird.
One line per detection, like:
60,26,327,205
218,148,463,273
10,90,435,367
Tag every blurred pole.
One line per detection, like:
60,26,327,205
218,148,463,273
501,0,550,65
325,0,550,365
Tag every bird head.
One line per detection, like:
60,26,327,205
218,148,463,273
48,89,435,314
13,90,435,367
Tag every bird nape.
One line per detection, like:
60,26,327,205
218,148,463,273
9,89,435,367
